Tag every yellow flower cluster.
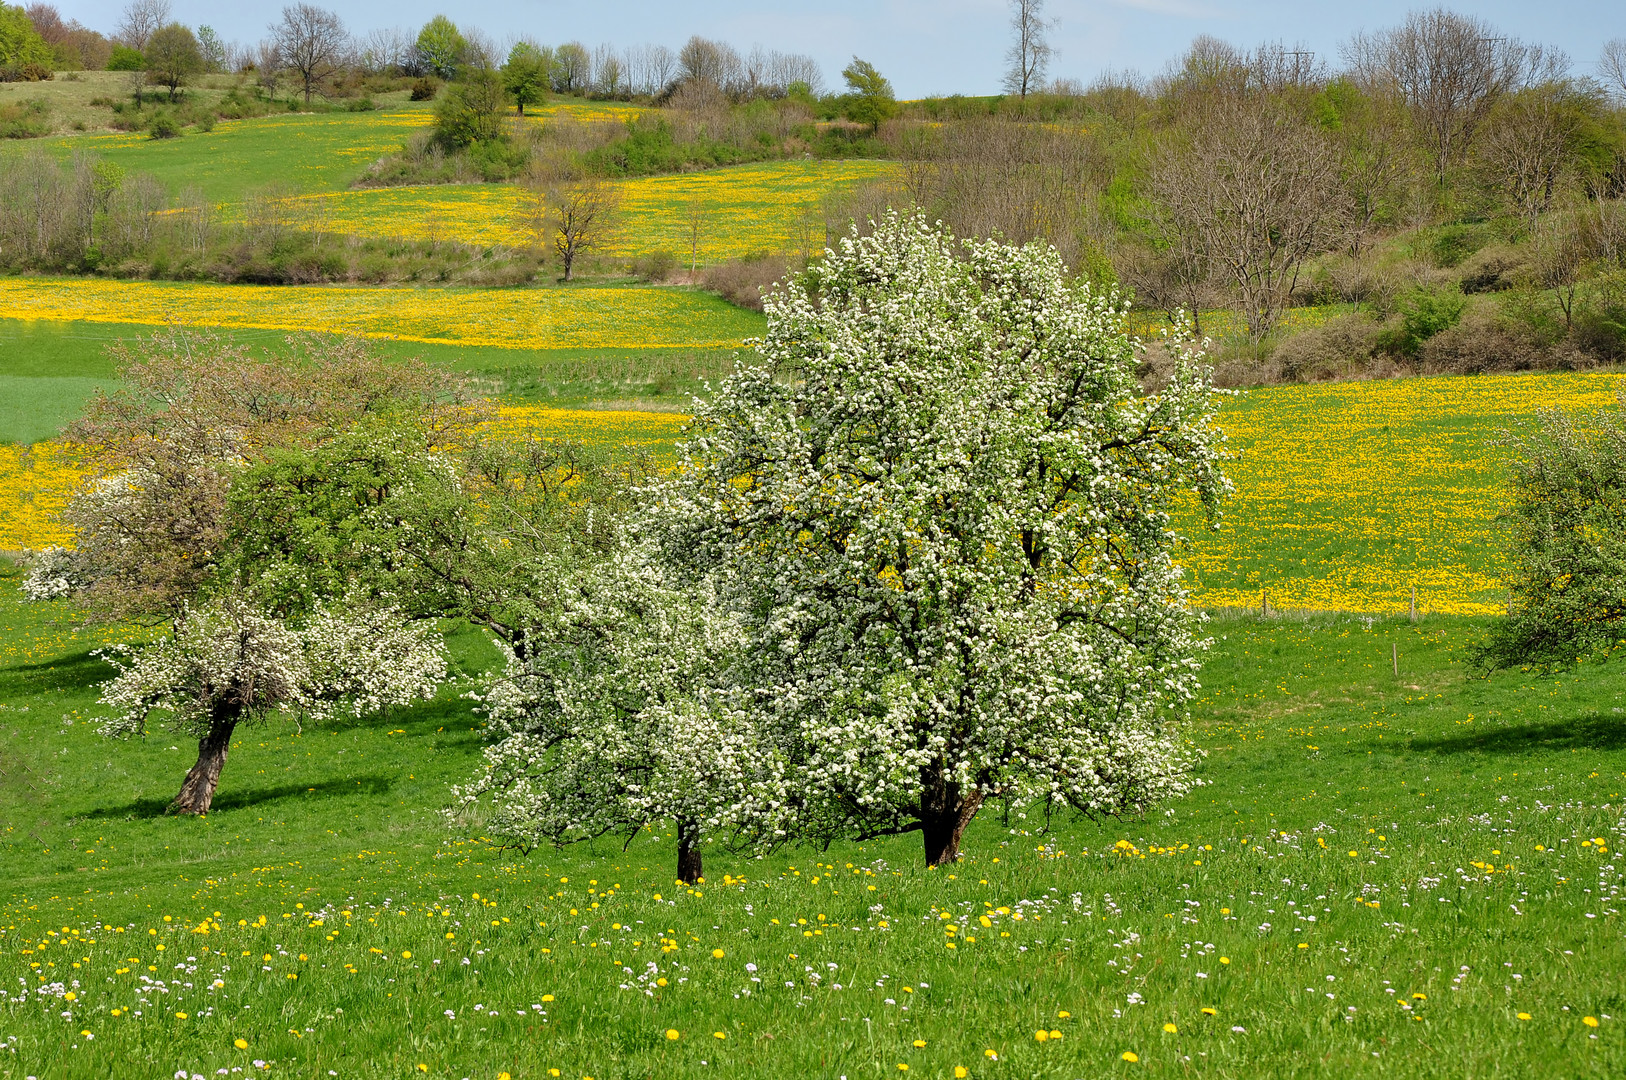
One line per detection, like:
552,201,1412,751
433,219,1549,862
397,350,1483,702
0,441,83,550
0,278,761,351
1180,371,1626,615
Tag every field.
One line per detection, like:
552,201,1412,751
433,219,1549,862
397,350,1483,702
291,159,899,264
16,97,640,203
1,566,1623,1079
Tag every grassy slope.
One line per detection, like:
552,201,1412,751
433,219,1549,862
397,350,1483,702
0,561,1622,1079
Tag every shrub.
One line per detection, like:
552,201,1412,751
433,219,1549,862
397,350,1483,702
1429,223,1488,269
147,111,181,139
408,76,440,102
1417,309,1557,374
1377,287,1466,356
1457,243,1527,293
700,254,790,311
1272,313,1384,381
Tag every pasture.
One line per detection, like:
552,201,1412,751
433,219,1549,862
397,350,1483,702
1,567,1622,1078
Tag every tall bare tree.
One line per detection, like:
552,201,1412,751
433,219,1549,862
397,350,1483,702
547,180,619,281
1146,93,1348,339
114,0,169,50
271,3,348,105
1342,9,1555,186
1002,0,1053,103
1601,39,1626,103
1478,84,1580,234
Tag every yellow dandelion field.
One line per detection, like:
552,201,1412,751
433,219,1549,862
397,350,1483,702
1183,371,1626,616
284,160,898,262
0,278,763,352
0,441,83,551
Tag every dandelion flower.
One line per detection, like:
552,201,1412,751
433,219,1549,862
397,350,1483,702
1121,1051,1139,1062
984,1049,998,1060
897,1066,909,1073
235,1039,248,1050
1220,957,1230,965
954,1069,968,1079
666,1029,681,1041
1164,1023,1178,1033
913,1040,926,1048
1412,993,1426,1001
1517,1013,1531,1021
542,994,554,1002
1584,1016,1600,1028
416,1066,427,1074
1201,1008,1217,1016
176,1012,188,1019
1058,1010,1070,1019
712,948,725,958
401,951,411,959
714,1032,727,1040
1035,1030,1048,1042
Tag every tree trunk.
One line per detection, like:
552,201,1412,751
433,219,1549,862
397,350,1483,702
170,710,239,815
920,779,986,867
676,821,703,884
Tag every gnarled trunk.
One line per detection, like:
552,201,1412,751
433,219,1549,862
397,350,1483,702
676,820,703,884
170,708,240,815
921,777,985,867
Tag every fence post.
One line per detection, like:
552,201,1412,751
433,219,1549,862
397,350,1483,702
1409,585,1417,623
1392,642,1399,678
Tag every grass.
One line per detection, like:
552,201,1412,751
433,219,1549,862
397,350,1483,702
299,159,899,264
10,96,641,203
0,563,1622,1078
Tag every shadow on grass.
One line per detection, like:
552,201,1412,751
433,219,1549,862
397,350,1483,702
1412,713,1626,756
0,648,115,694
80,773,397,821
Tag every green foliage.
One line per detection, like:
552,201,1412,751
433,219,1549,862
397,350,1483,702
1430,224,1489,269
0,2,51,71
433,68,506,149
1379,287,1467,356
408,75,439,101
840,56,896,131
1477,399,1626,671
146,109,181,139
105,43,143,71
415,15,465,81
502,42,548,115
142,23,203,102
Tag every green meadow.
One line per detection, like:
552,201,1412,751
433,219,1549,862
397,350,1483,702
1,568,1622,1078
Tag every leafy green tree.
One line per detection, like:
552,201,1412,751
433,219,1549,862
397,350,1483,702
414,14,463,80
142,22,201,102
841,56,896,131
433,66,506,147
502,41,548,115
0,2,53,71
1477,397,1626,671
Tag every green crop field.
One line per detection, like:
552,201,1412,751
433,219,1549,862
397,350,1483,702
1,568,1622,1079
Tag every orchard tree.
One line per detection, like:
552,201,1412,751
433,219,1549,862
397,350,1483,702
96,595,444,814
24,331,473,812
455,550,759,884
653,213,1229,867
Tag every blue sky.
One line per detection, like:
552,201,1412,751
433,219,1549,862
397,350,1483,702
60,1,1626,98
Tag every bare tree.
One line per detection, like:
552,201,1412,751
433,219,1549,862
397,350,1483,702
555,181,619,281
271,3,348,105
593,43,624,96
1601,39,1626,102
625,43,677,96
1342,9,1552,185
253,38,282,100
1002,0,1054,103
679,35,744,95
1146,93,1349,339
358,26,414,74
1478,85,1579,234
114,0,170,50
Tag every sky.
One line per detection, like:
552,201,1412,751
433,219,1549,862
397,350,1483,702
58,0,1626,98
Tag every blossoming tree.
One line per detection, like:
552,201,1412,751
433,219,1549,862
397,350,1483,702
98,596,446,814
455,548,762,884
652,213,1230,866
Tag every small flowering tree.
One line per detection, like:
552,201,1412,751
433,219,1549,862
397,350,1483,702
455,549,760,883
652,212,1230,866
98,595,446,814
